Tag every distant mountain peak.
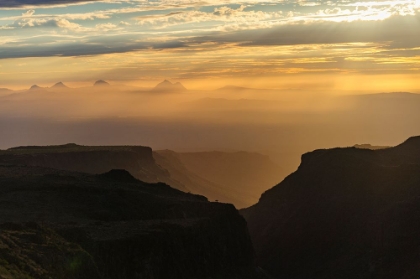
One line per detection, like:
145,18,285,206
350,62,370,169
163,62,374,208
94,80,110,86
152,80,186,92
0,88,12,93
30,85,42,90
174,82,186,90
52,82,68,88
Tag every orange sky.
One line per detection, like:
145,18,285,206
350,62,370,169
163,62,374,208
1,1,420,93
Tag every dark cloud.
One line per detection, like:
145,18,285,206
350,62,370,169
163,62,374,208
0,0,98,7
0,40,187,59
1,13,420,59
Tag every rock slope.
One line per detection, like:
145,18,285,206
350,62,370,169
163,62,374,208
0,165,261,279
0,143,187,192
241,136,420,279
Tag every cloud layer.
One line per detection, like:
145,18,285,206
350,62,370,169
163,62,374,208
0,0,99,7
1,0,420,87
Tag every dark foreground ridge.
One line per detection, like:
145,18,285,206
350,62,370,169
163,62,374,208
241,135,420,279
0,165,265,279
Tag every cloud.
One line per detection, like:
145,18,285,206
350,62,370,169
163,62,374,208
0,0,99,7
1,12,420,60
118,21,130,26
96,22,118,31
0,37,187,59
189,13,420,48
213,5,246,16
22,9,35,16
1,1,420,67
10,17,84,30
136,6,283,30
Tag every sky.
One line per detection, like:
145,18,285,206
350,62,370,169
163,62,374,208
1,0,420,91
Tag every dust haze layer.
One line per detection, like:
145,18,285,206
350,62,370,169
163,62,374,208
1,82,420,186
154,150,283,208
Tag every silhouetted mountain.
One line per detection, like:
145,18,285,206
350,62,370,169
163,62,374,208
94,80,110,86
0,165,263,279
0,144,282,209
155,150,283,208
152,80,186,92
29,84,44,91
52,81,68,89
0,88,12,94
241,136,420,278
0,143,188,192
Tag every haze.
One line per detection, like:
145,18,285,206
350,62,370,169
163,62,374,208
1,0,420,178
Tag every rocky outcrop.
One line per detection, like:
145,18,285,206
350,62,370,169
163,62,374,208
0,223,101,279
0,165,261,279
241,136,420,279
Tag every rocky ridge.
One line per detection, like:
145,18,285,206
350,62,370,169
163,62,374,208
241,136,420,279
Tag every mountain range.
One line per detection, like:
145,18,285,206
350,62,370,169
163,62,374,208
1,81,267,93
0,79,187,93
2,134,420,278
0,144,282,208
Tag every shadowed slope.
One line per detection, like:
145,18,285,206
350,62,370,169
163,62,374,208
241,136,420,279
0,165,262,279
0,143,188,192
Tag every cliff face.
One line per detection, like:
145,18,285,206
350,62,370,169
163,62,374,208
0,144,282,209
241,136,420,279
0,144,187,192
0,166,260,279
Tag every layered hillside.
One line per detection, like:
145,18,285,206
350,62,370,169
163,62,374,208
0,143,187,192
154,150,283,208
0,144,282,208
241,136,420,279
0,165,262,279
